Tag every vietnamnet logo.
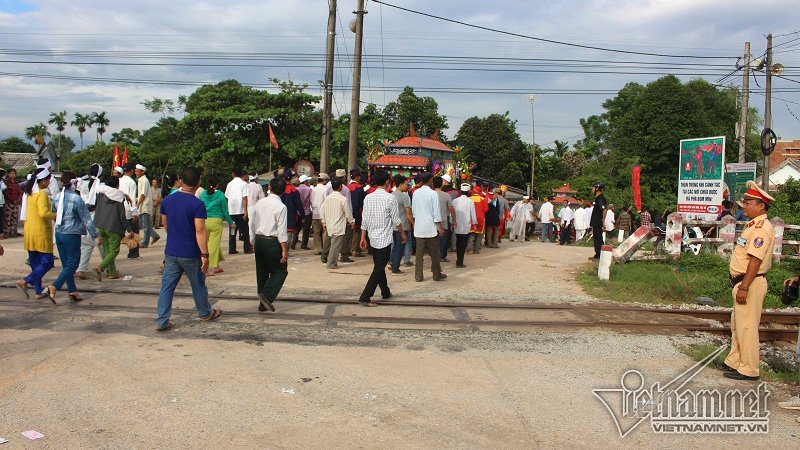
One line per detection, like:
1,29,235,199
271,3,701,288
593,346,770,437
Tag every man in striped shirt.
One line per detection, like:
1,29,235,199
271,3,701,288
358,170,404,307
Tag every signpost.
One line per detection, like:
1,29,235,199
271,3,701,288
677,136,726,221
724,162,757,203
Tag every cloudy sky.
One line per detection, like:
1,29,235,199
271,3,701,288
0,0,798,151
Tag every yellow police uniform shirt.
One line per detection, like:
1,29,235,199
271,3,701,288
729,213,774,276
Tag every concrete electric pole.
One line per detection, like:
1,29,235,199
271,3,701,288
738,41,750,164
320,0,337,175
762,34,772,189
347,0,366,172
527,94,536,197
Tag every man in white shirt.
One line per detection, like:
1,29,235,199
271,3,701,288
310,173,332,255
249,177,289,313
320,179,354,269
119,162,140,258
558,200,574,245
410,172,446,282
225,167,251,254
358,170,404,306
452,183,477,268
538,197,555,243
135,164,160,248
247,172,265,219
574,203,587,240
604,204,616,243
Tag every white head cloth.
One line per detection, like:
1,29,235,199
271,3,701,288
87,165,104,206
135,164,146,171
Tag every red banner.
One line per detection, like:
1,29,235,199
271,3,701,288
122,146,128,166
113,143,120,169
632,166,642,212
269,123,279,149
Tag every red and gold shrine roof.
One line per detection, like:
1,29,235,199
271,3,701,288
369,155,430,168
386,136,454,153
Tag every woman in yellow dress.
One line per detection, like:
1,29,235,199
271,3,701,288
16,168,57,303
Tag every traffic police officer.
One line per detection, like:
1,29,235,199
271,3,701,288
724,180,775,381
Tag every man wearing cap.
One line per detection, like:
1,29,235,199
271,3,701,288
723,180,776,381
296,175,313,250
333,168,354,261
135,164,160,248
320,178,354,269
119,162,141,258
311,173,332,255
589,182,607,260
452,183,477,268
278,169,304,255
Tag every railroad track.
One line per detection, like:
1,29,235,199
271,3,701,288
1,286,798,342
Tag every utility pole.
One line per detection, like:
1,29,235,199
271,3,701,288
320,0,337,175
527,94,536,197
347,0,366,172
738,41,750,163
762,34,772,189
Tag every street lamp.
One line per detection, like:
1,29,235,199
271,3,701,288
527,94,535,197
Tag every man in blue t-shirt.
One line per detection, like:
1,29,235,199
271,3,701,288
155,167,221,331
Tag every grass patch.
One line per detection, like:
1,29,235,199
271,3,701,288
680,343,800,383
578,253,800,309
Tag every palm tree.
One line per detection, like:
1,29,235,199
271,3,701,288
92,111,110,143
552,140,571,158
48,110,68,168
24,122,50,147
71,112,92,150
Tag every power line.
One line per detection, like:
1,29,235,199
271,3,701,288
370,0,738,59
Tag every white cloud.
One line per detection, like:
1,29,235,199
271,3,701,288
0,0,798,150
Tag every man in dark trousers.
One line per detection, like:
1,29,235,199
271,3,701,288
589,182,607,260
358,170,404,306
250,176,289,313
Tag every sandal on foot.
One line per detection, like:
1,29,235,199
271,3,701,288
156,322,174,332
201,308,222,322
16,279,30,300
46,285,57,305
93,267,103,282
35,293,48,300
213,267,224,274
68,293,84,302
359,301,379,307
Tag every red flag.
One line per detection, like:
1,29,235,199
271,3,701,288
268,123,279,149
113,143,120,169
122,146,129,166
632,166,642,213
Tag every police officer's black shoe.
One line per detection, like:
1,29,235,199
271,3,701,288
723,371,759,381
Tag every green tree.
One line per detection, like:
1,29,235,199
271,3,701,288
111,128,142,146
0,136,36,153
381,86,448,140
71,112,92,149
180,79,320,175
455,112,529,188
571,75,740,208
91,111,110,142
48,110,68,169
24,122,49,146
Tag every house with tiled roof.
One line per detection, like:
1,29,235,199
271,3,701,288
369,126,456,177
0,152,37,173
